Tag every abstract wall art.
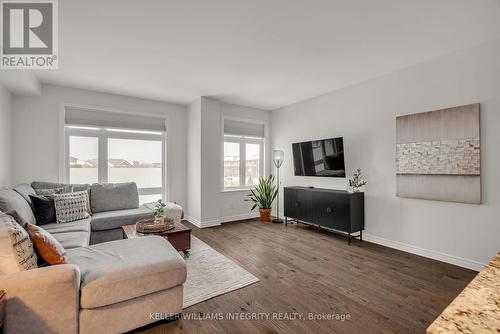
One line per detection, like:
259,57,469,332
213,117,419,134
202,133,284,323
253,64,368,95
396,103,481,204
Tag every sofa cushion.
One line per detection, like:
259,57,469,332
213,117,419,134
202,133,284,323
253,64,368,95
25,223,67,265
13,184,36,208
0,212,38,274
42,218,91,234
31,181,90,193
90,182,139,213
5,210,29,228
0,189,36,225
51,231,90,249
35,187,67,196
90,206,153,231
29,195,57,225
66,236,186,309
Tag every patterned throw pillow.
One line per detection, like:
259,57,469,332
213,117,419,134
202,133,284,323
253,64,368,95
35,187,65,197
53,191,90,223
0,212,38,274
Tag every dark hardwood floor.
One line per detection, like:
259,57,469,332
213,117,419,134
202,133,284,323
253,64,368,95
135,219,476,334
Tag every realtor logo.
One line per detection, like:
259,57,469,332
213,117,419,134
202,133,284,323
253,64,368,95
1,0,58,69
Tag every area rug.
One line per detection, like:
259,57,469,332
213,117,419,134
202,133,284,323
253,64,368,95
183,236,259,308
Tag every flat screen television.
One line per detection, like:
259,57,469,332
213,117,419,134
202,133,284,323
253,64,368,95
292,137,345,177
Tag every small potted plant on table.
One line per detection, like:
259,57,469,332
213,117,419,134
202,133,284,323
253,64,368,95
245,175,278,222
153,199,166,223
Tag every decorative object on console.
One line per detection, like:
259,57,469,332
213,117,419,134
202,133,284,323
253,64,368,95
245,175,278,222
396,103,481,204
348,168,367,193
272,150,284,224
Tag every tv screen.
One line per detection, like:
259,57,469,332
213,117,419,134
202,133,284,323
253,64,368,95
292,137,345,177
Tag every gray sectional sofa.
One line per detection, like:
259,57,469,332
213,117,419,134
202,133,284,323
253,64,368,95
31,181,156,244
0,181,187,334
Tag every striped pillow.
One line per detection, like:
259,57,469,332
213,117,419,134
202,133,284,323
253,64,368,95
0,212,38,274
53,191,90,224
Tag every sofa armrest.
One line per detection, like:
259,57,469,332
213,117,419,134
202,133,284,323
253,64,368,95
0,264,80,334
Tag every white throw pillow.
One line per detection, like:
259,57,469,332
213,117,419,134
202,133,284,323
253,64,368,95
0,211,38,275
53,191,90,223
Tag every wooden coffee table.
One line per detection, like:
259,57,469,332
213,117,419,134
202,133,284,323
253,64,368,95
122,221,192,257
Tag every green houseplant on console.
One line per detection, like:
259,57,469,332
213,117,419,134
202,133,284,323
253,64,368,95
245,175,279,222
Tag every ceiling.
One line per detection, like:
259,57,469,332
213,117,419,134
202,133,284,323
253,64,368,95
29,0,500,110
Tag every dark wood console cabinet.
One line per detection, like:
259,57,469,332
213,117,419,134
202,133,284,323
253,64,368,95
284,186,364,244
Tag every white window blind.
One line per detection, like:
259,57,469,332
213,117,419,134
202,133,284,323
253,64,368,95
65,107,166,132
224,119,264,138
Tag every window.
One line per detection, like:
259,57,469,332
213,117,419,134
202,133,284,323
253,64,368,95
65,126,165,204
69,136,98,184
223,141,240,188
223,135,263,190
222,118,265,190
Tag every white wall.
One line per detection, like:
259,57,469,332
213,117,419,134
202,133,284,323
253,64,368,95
200,97,222,224
271,40,500,271
11,84,188,208
186,98,202,222
185,98,271,226
0,85,12,188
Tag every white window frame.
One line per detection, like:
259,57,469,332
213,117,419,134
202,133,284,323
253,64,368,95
222,134,264,191
64,125,167,201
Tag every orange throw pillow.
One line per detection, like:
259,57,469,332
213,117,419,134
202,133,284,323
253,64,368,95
25,223,67,265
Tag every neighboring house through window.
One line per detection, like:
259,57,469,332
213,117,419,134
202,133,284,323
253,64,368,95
223,118,265,190
63,106,166,204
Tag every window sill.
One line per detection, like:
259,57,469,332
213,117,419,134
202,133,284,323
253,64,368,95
221,188,252,193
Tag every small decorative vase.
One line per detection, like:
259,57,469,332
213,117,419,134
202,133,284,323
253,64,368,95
259,208,272,222
352,187,360,193
154,216,164,224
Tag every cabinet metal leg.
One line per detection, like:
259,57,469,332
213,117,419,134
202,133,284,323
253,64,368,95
285,217,288,226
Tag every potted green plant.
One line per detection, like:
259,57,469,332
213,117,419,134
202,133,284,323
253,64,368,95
349,168,367,192
153,199,166,223
245,175,278,222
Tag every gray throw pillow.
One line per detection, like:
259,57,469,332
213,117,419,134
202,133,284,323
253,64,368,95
5,210,29,228
35,186,73,197
13,184,36,208
0,189,36,225
31,181,89,193
90,182,139,213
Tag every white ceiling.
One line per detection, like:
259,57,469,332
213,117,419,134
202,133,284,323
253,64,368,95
30,0,500,110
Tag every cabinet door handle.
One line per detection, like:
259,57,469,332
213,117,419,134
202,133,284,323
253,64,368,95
295,202,300,207
326,207,333,213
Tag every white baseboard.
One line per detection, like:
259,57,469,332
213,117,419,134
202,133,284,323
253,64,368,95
363,233,485,272
220,212,259,223
185,216,221,228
